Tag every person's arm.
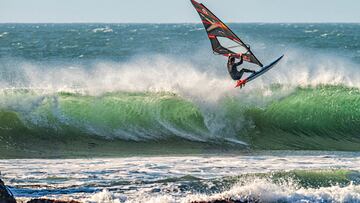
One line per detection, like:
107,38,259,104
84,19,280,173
234,56,243,67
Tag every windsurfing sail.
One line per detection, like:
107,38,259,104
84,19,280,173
190,0,263,67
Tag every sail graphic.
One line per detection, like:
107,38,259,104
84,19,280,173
191,0,263,67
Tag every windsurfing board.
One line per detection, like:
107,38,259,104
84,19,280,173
236,55,284,88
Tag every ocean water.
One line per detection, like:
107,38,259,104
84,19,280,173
2,153,360,202
0,23,360,202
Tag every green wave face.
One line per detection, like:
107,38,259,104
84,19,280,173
1,85,360,157
0,91,209,138
56,92,210,141
255,86,360,132
245,85,360,150
0,90,217,158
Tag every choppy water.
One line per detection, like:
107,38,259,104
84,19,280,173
1,152,360,202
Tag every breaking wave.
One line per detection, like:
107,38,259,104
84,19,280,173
1,50,360,155
83,170,360,203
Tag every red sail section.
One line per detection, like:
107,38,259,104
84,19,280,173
190,0,263,67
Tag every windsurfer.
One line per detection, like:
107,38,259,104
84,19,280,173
227,55,256,81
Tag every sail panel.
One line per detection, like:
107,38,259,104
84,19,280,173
191,0,263,67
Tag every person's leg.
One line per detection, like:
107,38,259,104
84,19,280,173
234,68,254,80
234,69,245,80
242,68,256,74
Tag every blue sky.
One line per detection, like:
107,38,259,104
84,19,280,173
0,0,359,23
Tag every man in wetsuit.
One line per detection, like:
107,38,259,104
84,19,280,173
227,55,256,84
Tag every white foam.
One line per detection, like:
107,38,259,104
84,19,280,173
86,189,123,203
0,32,8,37
92,27,113,33
0,56,235,103
2,48,359,102
304,29,319,33
83,178,360,203
255,49,360,89
187,179,360,203
2,154,360,202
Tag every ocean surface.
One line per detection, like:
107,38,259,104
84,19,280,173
0,23,360,202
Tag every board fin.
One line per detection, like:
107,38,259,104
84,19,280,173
235,79,247,88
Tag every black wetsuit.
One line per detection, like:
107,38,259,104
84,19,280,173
227,57,255,80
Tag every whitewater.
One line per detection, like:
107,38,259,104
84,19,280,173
0,23,360,202
2,153,360,202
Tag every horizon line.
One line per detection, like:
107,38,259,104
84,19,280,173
0,21,359,24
